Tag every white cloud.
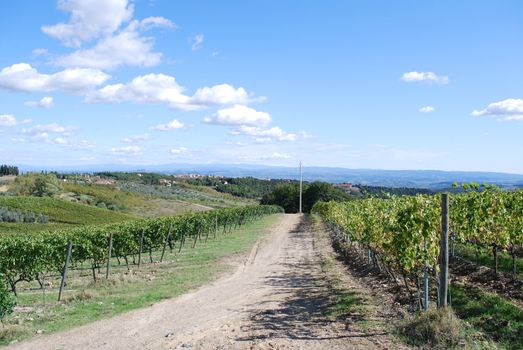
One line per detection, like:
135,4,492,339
0,114,31,128
79,156,96,161
0,63,110,93
190,84,252,106
230,125,297,142
32,48,49,56
25,96,54,108
204,105,271,127
150,119,184,131
121,133,150,143
401,71,449,84
86,73,191,108
87,74,256,110
111,145,142,156
41,0,134,47
0,114,18,127
190,34,204,51
170,147,188,155
43,0,174,69
419,105,435,113
53,20,170,69
22,123,76,135
261,152,291,160
472,98,523,121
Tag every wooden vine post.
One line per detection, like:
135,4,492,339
137,229,145,268
438,193,449,309
58,240,73,302
106,233,113,279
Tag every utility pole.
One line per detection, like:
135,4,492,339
299,161,303,214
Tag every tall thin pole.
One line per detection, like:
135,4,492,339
438,193,449,309
299,161,303,214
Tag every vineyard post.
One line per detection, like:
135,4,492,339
106,233,113,279
214,215,218,239
58,240,73,302
423,239,429,311
438,193,449,309
160,224,172,263
138,229,145,269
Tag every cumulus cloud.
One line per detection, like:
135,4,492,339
150,119,184,131
86,73,189,107
111,145,142,155
0,114,31,128
20,123,83,146
230,125,297,142
0,63,110,93
419,105,435,113
87,74,255,110
190,34,204,51
43,0,174,69
121,133,150,143
401,71,449,84
25,96,54,108
190,84,252,106
42,0,134,47
53,19,171,69
170,147,188,155
204,105,271,126
0,114,19,128
261,152,291,160
472,98,523,121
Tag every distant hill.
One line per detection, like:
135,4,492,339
18,163,523,190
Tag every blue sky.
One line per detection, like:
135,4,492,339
1,0,522,173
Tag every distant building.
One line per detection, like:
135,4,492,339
94,178,116,186
333,183,353,188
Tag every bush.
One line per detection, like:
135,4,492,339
0,279,15,321
10,173,62,197
398,309,466,349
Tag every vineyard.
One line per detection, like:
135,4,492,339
0,205,283,297
313,187,523,309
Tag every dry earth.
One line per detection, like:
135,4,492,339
8,214,410,350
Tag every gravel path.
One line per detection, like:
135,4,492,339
9,214,409,350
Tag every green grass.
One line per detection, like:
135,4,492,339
451,282,523,350
0,214,282,345
0,196,133,226
455,243,523,279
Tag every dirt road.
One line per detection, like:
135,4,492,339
9,214,408,350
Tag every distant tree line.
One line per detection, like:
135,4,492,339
357,185,433,197
187,176,299,199
0,165,19,176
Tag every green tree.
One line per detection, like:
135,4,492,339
10,173,63,197
260,183,300,213
302,181,350,213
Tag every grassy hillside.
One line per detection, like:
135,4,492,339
0,196,133,225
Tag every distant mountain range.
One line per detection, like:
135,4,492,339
19,163,523,190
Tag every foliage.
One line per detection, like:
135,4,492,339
0,279,15,321
0,165,19,177
261,181,349,213
10,173,62,197
313,189,522,276
0,207,48,223
0,205,283,293
186,176,299,199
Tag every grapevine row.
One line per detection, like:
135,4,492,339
313,189,523,281
0,205,283,292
